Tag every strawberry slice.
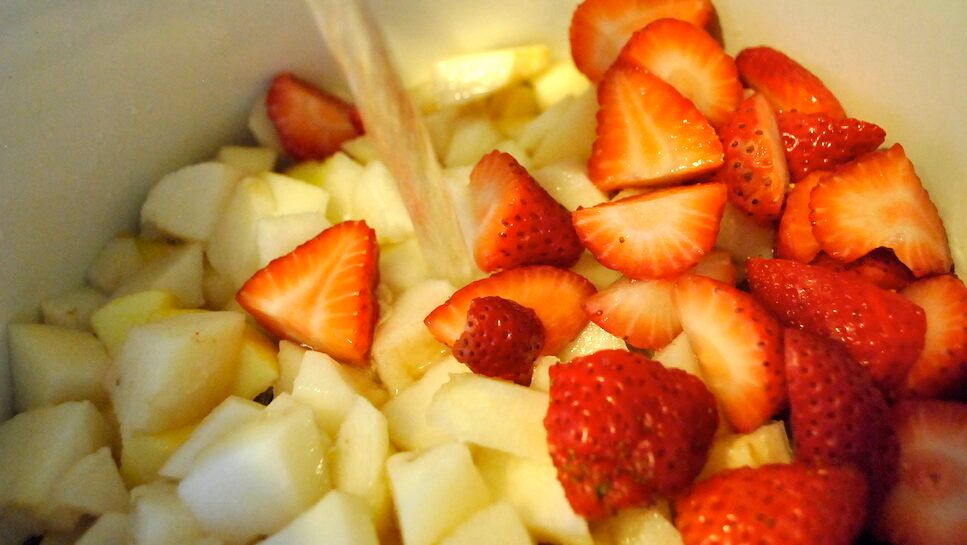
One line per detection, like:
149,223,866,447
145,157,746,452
617,18,742,127
572,182,727,279
470,150,583,272
746,258,926,393
735,46,846,117
674,275,786,432
811,250,915,291
715,93,790,223
775,171,826,262
425,265,596,354
778,111,886,182
810,144,953,277
545,350,718,519
453,296,544,385
785,328,899,506
236,220,378,365
899,275,967,399
676,464,869,545
875,400,967,545
569,0,715,82
266,73,363,161
588,63,723,191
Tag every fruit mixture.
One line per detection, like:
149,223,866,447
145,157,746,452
2,1,965,544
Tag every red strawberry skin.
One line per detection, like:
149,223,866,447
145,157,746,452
716,93,790,223
876,400,967,545
784,328,899,506
266,73,362,160
900,275,967,399
675,463,869,545
470,151,583,272
453,296,544,385
811,250,915,291
747,258,926,393
735,46,846,117
544,350,718,519
778,111,886,182
236,220,378,365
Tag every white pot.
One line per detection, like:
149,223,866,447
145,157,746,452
1,0,964,419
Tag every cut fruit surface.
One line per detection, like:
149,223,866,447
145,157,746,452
266,73,362,161
899,275,967,399
584,277,679,350
775,171,826,263
735,46,846,117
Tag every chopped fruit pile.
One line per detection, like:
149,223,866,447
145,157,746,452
3,1,964,545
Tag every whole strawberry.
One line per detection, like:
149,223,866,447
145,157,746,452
453,296,544,385
777,111,886,182
675,463,869,545
544,350,717,519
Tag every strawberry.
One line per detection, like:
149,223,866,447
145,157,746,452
746,258,926,392
425,265,596,354
775,170,826,262
899,275,967,399
811,250,915,291
778,111,886,182
688,250,738,285
236,220,378,365
875,400,967,545
572,182,727,279
810,144,953,277
617,18,742,127
569,0,715,82
715,93,790,223
452,296,544,385
674,275,786,432
266,73,363,161
675,463,869,545
784,328,899,506
588,63,723,191
735,46,846,117
544,350,718,519
470,150,583,272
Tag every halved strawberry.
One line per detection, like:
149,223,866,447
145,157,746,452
875,400,967,545
674,275,786,432
775,171,826,262
569,0,715,82
811,250,915,291
778,111,886,182
425,265,596,354
785,328,899,507
715,93,790,223
900,275,967,399
617,18,742,127
266,73,363,161
810,144,953,278
735,46,846,118
588,63,723,191
236,220,378,365
453,296,544,385
676,464,869,545
572,182,727,279
470,150,583,272
746,258,926,393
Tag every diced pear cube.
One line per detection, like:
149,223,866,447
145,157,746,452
120,425,194,487
570,252,622,291
275,340,307,394
178,402,331,543
217,146,277,175
75,512,130,545
140,162,243,242
256,212,331,267
475,448,592,545
379,238,431,294
50,446,127,516
0,401,111,513
593,506,682,545
130,482,206,545
86,236,144,293
518,95,574,152
531,60,591,110
114,243,205,308
258,490,378,545
160,396,263,480
111,311,245,434
488,84,541,139
352,161,415,244
715,203,776,276
341,135,380,164
206,176,278,288
532,161,607,211
445,115,502,167
387,442,491,545
230,326,280,400
40,287,107,331
7,324,110,411
262,172,329,216
286,153,364,224
440,502,533,545
422,108,459,159
432,44,550,106
428,374,550,461
699,421,793,479
202,262,237,309
382,357,471,452
91,290,180,354
531,89,596,168
530,355,558,393
558,322,627,363
291,351,364,436
331,398,391,534
133,237,177,262
493,139,533,170
653,333,705,380
247,95,284,152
